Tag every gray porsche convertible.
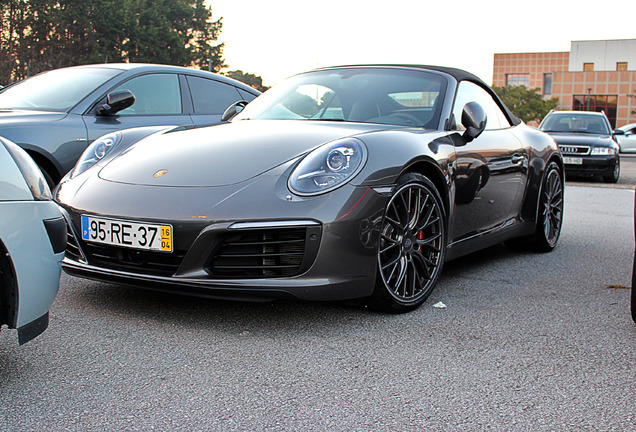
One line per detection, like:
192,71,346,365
55,65,564,312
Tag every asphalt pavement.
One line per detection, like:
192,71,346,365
1,182,635,431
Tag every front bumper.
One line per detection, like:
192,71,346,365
562,154,618,177
58,178,389,302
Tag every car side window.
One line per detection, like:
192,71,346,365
186,76,244,115
112,74,182,115
451,81,510,131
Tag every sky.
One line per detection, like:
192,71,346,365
209,0,635,87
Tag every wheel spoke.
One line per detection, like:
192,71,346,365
381,253,401,271
416,233,441,248
384,215,402,230
380,242,399,254
380,233,400,245
393,256,408,294
411,251,431,280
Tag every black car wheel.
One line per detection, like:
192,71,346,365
533,161,564,252
603,158,620,183
370,173,446,313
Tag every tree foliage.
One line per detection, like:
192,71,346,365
493,85,559,124
0,0,225,84
224,70,269,92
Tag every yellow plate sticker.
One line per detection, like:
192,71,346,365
160,226,172,251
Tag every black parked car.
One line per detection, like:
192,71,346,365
0,64,260,186
56,65,564,313
539,110,622,183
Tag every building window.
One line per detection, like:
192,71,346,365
572,94,618,127
505,73,529,87
583,63,594,72
617,62,628,71
543,73,552,95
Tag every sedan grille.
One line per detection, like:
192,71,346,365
208,228,313,278
559,145,590,155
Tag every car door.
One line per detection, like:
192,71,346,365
184,75,257,126
449,80,527,243
82,73,194,142
619,125,636,152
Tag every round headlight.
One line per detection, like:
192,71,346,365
72,132,121,178
289,138,367,196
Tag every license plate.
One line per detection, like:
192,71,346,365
563,157,583,165
81,216,172,252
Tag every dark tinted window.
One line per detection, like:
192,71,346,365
113,74,182,115
186,76,243,114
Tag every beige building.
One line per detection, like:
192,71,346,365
492,39,636,128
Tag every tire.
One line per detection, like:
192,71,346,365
532,161,564,252
368,172,446,313
38,164,56,191
603,157,620,183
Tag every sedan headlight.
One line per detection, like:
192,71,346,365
591,147,615,155
72,132,122,177
289,138,367,196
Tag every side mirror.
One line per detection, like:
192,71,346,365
97,89,135,116
221,100,248,122
614,129,626,135
461,101,487,142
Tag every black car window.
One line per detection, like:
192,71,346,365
452,81,511,131
186,76,244,115
112,74,182,115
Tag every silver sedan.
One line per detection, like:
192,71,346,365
0,136,66,344
617,122,636,153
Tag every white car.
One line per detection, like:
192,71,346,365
0,136,65,344
616,122,636,153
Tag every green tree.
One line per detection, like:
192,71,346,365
224,70,269,92
493,85,559,124
0,0,225,84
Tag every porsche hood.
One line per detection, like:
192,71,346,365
98,120,392,187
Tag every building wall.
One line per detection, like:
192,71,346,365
551,71,636,127
492,52,569,89
569,39,636,72
493,39,636,128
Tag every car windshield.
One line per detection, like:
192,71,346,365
0,67,122,112
234,68,447,128
540,114,610,134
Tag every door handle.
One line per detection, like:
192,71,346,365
511,154,525,164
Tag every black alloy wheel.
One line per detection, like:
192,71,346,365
603,157,620,183
534,161,564,251
371,173,446,313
